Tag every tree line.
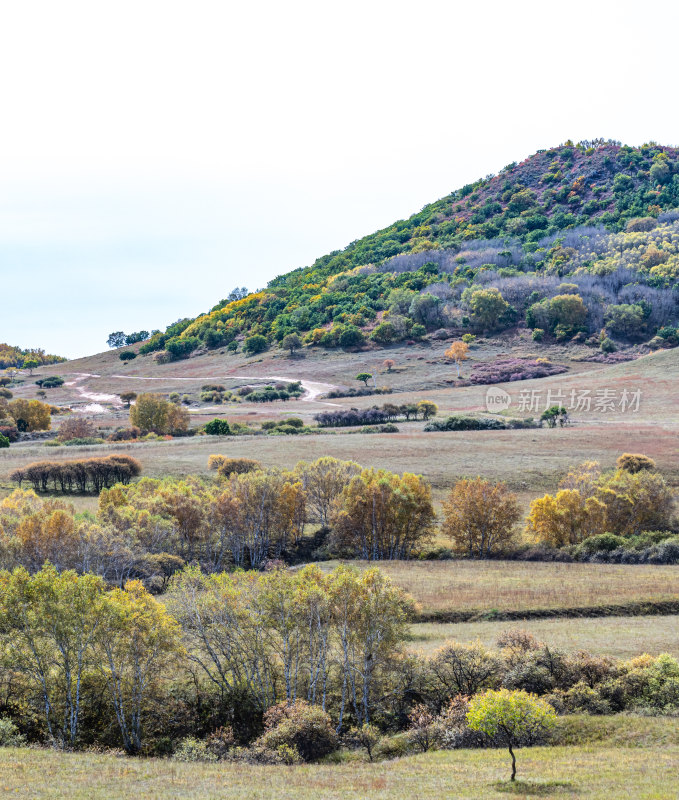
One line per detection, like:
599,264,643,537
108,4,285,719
10,455,142,494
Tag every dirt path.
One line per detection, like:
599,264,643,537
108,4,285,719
64,372,342,410
64,374,124,412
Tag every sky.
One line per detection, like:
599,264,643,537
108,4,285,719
1,0,678,358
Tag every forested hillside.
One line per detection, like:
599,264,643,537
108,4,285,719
0,344,66,370
133,140,679,359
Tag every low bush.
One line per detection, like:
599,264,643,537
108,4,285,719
204,419,231,436
0,717,25,747
209,456,262,477
35,376,64,389
470,358,567,385
256,701,338,763
0,433,9,448
425,415,507,431
108,426,141,442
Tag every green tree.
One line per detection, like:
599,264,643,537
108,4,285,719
356,373,372,386
463,287,510,331
119,391,137,408
281,333,302,356
107,332,127,348
204,418,231,436
243,334,268,355
466,688,556,782
23,359,39,375
416,400,438,420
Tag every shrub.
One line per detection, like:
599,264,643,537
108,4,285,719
0,717,25,747
0,388,12,399
531,328,544,341
470,358,567,385
119,351,137,361
173,736,217,762
243,335,268,355
57,417,97,442
35,376,64,389
257,701,338,762
0,433,9,449
204,419,231,436
425,415,506,431
108,426,141,442
216,457,262,477
616,453,656,473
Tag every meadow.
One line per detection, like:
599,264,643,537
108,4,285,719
0,716,677,800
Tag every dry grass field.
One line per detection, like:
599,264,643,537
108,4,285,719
320,559,679,615
0,716,678,800
408,614,679,658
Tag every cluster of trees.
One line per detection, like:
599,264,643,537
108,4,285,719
0,344,65,370
0,397,52,432
10,455,142,494
107,331,151,348
314,400,437,428
0,561,676,770
129,393,189,435
526,455,675,546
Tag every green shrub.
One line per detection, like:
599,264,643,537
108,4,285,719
0,717,25,747
0,433,9,449
204,419,231,436
531,328,544,341
243,334,268,355
173,736,217,762
119,351,137,361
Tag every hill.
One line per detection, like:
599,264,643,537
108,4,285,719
129,139,679,361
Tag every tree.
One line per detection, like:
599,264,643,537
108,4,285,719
0,433,9,449
445,341,469,377
294,457,361,526
204,419,231,436
356,373,372,387
541,405,568,427
463,288,510,331
526,489,607,547
107,332,127,348
442,478,521,558
371,322,397,344
466,689,556,782
98,580,182,754
330,468,435,559
119,351,137,362
383,359,395,373
416,400,438,420
0,564,107,747
124,331,149,345
119,391,137,408
243,334,268,355
616,453,656,473
339,327,364,349
8,399,51,432
130,393,188,435
281,333,302,356
23,359,39,375
604,304,645,340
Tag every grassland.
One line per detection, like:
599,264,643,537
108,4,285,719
1,716,678,799
408,614,679,658
320,559,679,616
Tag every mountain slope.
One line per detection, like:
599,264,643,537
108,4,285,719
136,140,679,358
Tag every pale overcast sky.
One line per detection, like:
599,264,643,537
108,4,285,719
1,0,677,357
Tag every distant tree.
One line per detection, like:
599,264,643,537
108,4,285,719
119,351,137,362
7,399,51,432
58,417,97,442
409,294,442,328
356,373,372,386
371,322,397,344
227,287,249,302
383,359,395,373
107,332,127,348
541,405,569,427
526,489,607,547
416,400,438,420
124,331,150,345
604,304,645,340
243,335,268,356
466,689,556,782
35,376,64,389
281,333,302,356
22,359,39,375
119,391,137,408
442,478,521,558
130,393,189,435
463,288,510,331
445,341,469,377
0,377,11,387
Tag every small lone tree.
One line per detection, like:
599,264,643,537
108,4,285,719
356,373,372,387
119,392,137,408
23,359,39,375
541,405,568,428
383,359,395,373
416,400,438,420
445,341,469,377
466,689,556,782
204,419,231,436
281,333,302,356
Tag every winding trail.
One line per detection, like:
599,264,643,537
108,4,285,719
63,372,342,411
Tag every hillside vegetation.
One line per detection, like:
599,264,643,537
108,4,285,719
131,140,679,360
